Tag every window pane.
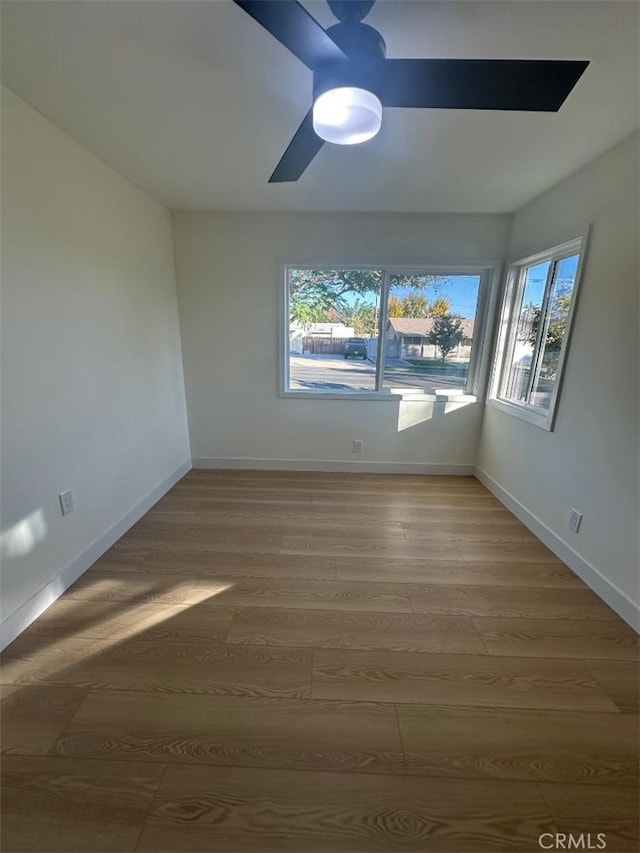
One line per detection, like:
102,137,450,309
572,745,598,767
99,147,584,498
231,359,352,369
288,269,381,393
503,260,551,402
529,254,579,410
383,274,481,392
491,235,586,430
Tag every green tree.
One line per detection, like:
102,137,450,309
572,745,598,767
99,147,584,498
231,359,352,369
289,269,383,303
290,269,446,304
399,293,429,318
429,296,451,317
289,294,330,329
387,294,403,317
527,294,572,353
289,269,449,335
343,300,377,337
428,314,464,362
387,292,449,319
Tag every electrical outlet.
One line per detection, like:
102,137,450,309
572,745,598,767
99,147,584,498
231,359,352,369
568,508,582,533
353,439,363,454
59,490,74,516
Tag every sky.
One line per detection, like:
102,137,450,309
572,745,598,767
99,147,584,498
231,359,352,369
523,254,579,307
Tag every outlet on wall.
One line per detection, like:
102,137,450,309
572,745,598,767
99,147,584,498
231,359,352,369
353,439,363,454
59,490,74,516
568,508,583,533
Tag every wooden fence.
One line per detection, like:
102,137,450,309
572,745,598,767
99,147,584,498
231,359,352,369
301,337,350,355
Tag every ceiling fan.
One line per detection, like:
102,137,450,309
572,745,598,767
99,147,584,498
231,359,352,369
233,0,588,183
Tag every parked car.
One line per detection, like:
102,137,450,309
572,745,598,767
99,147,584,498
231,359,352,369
344,337,368,360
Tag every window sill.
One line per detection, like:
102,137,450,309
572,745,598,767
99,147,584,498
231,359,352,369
486,397,553,430
281,389,477,403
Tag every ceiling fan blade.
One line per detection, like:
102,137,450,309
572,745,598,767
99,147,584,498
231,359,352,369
233,1,347,70
382,59,589,111
269,110,324,183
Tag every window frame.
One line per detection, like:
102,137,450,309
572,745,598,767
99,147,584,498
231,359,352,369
488,231,590,430
281,262,500,400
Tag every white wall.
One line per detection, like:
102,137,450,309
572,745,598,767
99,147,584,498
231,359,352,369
172,211,510,472
1,87,191,642
477,133,639,625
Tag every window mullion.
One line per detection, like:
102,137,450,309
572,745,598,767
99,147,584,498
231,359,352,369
525,259,556,404
375,270,390,393
283,267,291,394
466,271,488,394
500,267,525,399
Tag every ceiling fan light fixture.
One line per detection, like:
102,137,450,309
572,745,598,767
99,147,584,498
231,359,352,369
312,86,382,145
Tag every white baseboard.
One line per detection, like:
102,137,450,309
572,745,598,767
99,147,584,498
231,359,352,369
0,459,192,651
475,467,640,632
192,457,475,476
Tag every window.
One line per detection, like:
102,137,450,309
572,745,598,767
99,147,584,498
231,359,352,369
284,266,494,397
489,234,588,430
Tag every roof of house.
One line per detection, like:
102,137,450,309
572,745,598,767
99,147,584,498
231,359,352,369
387,317,475,338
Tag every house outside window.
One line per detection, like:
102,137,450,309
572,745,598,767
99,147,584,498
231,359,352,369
386,319,474,361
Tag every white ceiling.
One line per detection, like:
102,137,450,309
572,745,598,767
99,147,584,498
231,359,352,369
2,1,638,212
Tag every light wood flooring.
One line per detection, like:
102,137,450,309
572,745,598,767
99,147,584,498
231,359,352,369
1,470,638,852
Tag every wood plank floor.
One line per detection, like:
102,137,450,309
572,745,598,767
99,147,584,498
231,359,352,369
1,470,638,852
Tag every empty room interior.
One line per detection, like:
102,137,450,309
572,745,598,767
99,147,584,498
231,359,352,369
1,1,639,851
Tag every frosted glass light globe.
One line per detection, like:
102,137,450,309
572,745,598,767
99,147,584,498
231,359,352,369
312,87,382,145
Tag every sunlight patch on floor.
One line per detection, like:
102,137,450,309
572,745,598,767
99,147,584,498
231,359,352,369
1,582,235,683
